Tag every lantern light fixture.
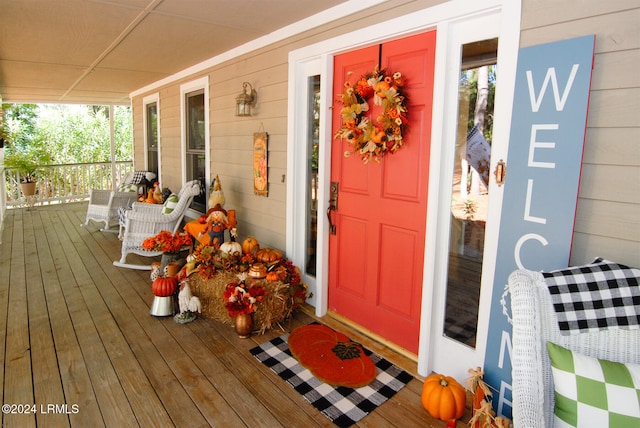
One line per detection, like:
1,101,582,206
235,82,257,117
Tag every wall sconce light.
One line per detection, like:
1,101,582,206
235,82,257,117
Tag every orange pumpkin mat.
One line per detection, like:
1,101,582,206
250,327,413,426
287,324,377,388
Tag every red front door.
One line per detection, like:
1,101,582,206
328,31,436,353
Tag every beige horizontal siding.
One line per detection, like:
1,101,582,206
582,128,639,166
572,232,640,266
575,199,640,242
521,0,640,266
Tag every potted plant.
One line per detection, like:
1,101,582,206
3,146,51,197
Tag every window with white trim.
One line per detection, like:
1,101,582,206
180,77,209,213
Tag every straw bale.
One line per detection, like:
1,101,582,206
188,271,300,334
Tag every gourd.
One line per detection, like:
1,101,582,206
242,237,260,256
255,248,283,263
421,374,466,421
220,240,242,256
152,276,178,297
266,271,280,282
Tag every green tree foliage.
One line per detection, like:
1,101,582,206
2,103,133,165
2,103,40,149
460,66,496,142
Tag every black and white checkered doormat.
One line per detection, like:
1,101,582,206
250,333,413,427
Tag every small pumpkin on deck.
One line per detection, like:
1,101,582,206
152,276,178,297
421,374,467,421
255,248,283,263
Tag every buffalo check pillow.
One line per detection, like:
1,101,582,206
542,258,640,335
547,341,640,427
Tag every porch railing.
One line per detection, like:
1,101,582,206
2,161,134,209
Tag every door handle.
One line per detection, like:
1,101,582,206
327,181,339,235
327,206,336,235
494,159,506,186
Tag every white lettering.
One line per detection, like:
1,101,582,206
527,64,580,112
524,179,547,224
515,233,549,269
528,124,558,169
497,381,513,417
498,330,512,369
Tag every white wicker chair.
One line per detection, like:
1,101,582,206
81,171,154,232
113,180,200,270
508,268,640,427
81,188,139,232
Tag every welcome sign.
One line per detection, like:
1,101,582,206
482,35,595,418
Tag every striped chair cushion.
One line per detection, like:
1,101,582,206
162,194,179,214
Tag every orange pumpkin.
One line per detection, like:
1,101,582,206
242,237,260,256
255,248,283,263
421,374,467,421
266,271,280,282
152,276,178,297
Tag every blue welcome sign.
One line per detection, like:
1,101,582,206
483,35,595,418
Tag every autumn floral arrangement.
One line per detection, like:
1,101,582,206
142,230,192,253
223,274,267,317
467,367,512,428
334,66,408,163
177,236,309,333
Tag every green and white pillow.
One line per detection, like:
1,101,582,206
117,183,138,192
547,341,640,427
162,194,179,214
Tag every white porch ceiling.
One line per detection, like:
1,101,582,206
0,0,348,105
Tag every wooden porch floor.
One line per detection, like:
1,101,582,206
0,203,464,427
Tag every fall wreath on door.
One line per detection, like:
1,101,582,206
334,67,408,164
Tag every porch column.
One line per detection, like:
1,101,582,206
109,105,116,187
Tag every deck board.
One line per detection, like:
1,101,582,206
1,203,460,427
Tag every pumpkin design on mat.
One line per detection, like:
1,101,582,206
287,324,377,388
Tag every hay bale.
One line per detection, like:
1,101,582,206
187,271,300,334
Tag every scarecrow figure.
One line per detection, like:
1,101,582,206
198,175,237,245
205,204,228,246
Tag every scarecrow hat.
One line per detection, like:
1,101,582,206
208,175,225,208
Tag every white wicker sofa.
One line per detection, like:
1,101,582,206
113,180,200,270
508,261,640,427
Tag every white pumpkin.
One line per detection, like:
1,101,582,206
219,240,242,256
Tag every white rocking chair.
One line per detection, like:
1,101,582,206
113,180,200,270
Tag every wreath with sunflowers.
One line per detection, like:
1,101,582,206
334,67,408,163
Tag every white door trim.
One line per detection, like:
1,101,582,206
422,10,522,384
286,0,521,378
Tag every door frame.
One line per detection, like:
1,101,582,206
286,0,521,378
425,12,520,383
